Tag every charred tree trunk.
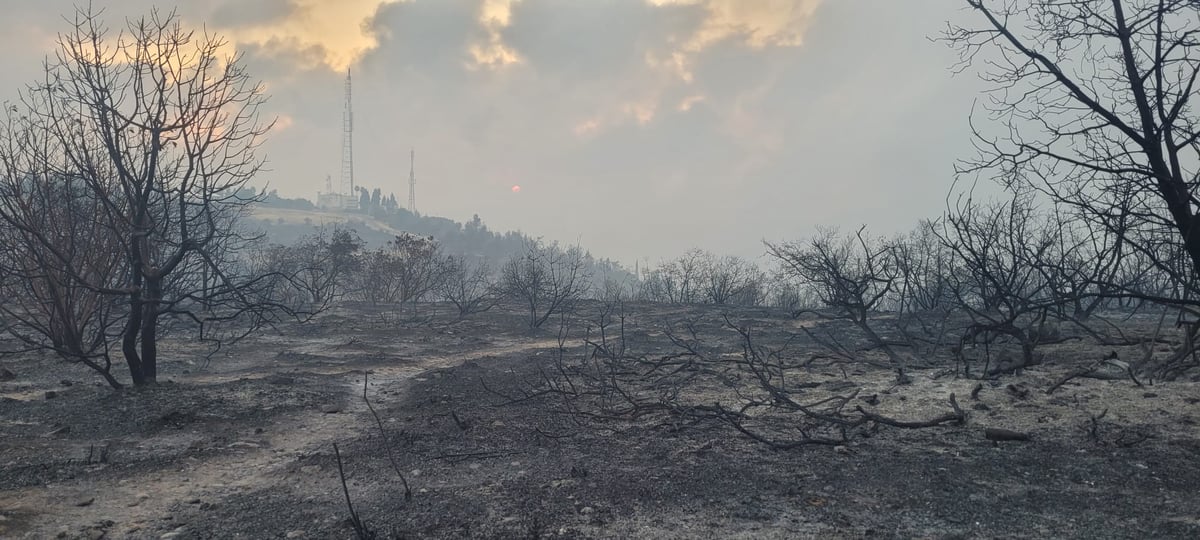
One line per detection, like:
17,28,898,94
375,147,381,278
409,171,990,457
122,271,148,386
138,278,162,384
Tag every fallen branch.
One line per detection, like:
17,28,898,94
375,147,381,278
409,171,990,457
1046,368,1090,395
333,443,375,540
984,427,1031,442
362,373,412,500
432,450,522,463
855,393,966,428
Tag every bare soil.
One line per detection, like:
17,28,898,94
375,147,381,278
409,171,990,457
1,302,1198,539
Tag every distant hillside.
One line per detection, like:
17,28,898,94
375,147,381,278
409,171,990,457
246,189,635,285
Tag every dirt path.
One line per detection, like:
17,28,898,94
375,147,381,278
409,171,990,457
0,328,560,539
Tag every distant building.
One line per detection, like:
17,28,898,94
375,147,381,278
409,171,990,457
317,191,359,211
317,170,359,211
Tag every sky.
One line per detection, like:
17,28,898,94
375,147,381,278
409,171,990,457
0,0,986,265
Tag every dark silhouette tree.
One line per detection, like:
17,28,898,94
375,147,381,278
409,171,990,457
0,8,302,387
501,239,592,328
947,0,1200,307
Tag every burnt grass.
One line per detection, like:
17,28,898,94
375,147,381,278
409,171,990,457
1,301,1199,539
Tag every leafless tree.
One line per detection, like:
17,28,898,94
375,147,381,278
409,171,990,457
947,0,1200,374
886,221,960,365
287,225,362,305
351,233,445,307
384,234,445,306
638,249,707,304
891,220,955,314
701,254,765,306
0,169,127,388
762,272,819,312
0,9,303,387
637,250,764,306
937,192,1060,375
501,239,592,328
766,227,910,382
437,255,498,318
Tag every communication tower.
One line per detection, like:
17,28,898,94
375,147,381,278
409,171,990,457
408,149,417,215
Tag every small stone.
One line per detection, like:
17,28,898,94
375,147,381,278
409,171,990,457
834,446,850,455
60,380,74,387
187,498,201,504
1143,392,1159,399
160,526,188,539
45,390,58,400
320,404,341,414
254,427,264,434
580,506,595,515
286,531,305,539
0,368,16,381
300,465,321,475
75,497,95,507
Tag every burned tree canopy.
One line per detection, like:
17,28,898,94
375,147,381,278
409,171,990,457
947,0,1200,303
0,8,302,388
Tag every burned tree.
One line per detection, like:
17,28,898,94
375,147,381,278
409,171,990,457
938,192,1058,376
351,234,445,307
501,239,592,328
637,249,708,304
948,1,1200,356
766,227,910,383
701,254,765,306
0,165,128,388
287,225,363,305
0,9,297,387
437,255,498,318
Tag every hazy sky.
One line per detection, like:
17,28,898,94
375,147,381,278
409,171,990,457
0,1,985,264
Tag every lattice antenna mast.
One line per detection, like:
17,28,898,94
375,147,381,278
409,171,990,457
408,148,417,214
341,70,355,198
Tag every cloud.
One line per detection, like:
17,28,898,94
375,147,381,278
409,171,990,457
469,0,522,69
217,0,406,70
647,0,823,81
211,0,300,29
0,0,984,264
